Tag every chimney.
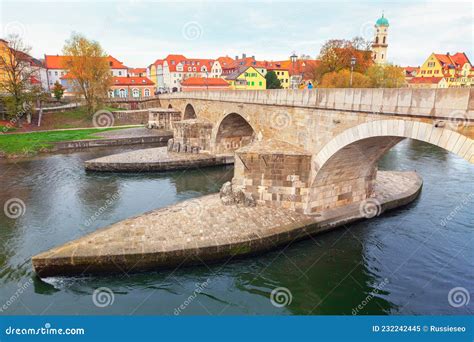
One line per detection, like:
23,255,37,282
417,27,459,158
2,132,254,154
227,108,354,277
447,52,450,56
235,55,238,60
242,53,246,59
251,55,255,59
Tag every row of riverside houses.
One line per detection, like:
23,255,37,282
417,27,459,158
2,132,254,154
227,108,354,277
44,55,155,98
147,53,319,93
403,52,474,88
1,42,473,101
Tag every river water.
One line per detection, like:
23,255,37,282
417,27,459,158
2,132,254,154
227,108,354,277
0,140,472,315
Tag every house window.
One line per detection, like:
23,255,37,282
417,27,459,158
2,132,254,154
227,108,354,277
108,90,114,98
132,88,140,98
55,71,58,76
119,89,126,98
119,71,122,76
259,81,262,86
383,37,386,44
144,89,150,97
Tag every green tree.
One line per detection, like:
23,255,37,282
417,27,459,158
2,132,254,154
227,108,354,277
62,33,111,115
265,71,282,89
52,81,65,101
366,64,406,88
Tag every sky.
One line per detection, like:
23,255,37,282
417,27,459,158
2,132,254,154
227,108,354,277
0,0,472,68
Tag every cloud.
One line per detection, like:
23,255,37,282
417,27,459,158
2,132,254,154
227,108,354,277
0,0,471,67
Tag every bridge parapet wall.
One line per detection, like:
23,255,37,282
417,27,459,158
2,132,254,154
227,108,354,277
158,88,473,120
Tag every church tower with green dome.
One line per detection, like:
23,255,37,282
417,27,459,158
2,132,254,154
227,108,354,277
372,13,389,64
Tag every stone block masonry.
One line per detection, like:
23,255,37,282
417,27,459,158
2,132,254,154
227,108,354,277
172,119,214,153
234,139,312,213
147,108,182,130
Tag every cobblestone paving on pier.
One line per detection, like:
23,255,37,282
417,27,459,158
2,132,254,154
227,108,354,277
86,146,218,164
92,127,170,139
32,171,422,277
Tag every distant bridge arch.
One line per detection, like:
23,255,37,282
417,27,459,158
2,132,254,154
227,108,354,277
214,112,256,154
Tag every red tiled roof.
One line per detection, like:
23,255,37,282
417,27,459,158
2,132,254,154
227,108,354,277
45,55,127,69
409,77,444,84
164,54,214,73
112,76,154,86
181,77,229,86
216,56,234,67
403,66,419,72
128,68,146,74
107,55,127,69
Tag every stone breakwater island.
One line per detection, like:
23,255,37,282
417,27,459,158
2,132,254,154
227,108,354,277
32,171,422,277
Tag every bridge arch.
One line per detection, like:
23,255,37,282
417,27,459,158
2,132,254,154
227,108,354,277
183,104,197,120
214,113,256,154
309,120,472,212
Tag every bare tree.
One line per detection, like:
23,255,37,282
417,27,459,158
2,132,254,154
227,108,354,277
0,34,41,120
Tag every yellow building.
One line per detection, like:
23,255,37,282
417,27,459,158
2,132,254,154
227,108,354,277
0,39,11,90
226,66,266,90
412,52,473,88
266,66,290,89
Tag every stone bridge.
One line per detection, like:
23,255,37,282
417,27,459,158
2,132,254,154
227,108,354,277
157,88,473,214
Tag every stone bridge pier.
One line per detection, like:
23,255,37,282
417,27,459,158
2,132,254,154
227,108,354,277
158,89,473,214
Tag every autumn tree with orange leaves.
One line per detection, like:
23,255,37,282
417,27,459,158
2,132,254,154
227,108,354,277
62,33,111,115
